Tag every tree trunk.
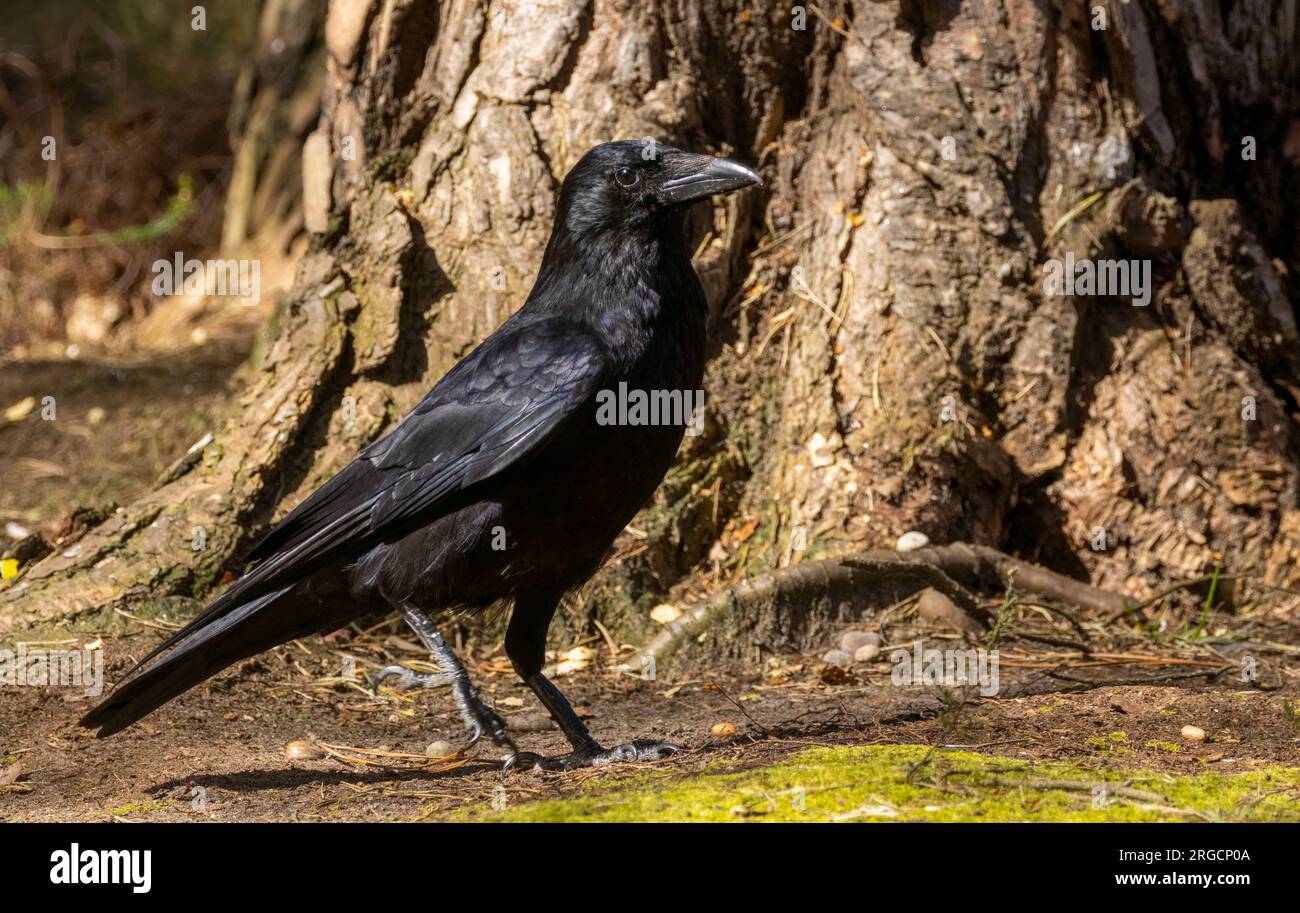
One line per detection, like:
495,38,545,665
5,0,1298,644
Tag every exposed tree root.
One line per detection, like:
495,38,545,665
623,542,1128,672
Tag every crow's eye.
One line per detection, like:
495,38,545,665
613,166,640,188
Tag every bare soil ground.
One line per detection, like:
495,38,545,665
3,621,1299,822
0,346,247,546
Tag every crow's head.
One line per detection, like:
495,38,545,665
558,140,761,238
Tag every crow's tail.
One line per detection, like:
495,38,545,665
80,584,333,737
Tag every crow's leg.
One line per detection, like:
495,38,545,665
508,670,680,771
502,592,680,772
376,603,516,752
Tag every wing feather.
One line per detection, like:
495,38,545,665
130,319,609,675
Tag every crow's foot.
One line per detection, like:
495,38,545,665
375,664,513,749
503,738,681,772
371,665,451,692
384,604,519,753
454,688,514,749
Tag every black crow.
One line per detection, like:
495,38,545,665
81,140,761,770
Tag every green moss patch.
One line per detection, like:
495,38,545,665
96,799,171,818
467,745,1300,823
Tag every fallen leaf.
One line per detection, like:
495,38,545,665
554,645,594,676
820,663,853,685
731,517,759,545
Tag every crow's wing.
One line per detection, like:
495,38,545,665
251,316,609,560
132,318,610,672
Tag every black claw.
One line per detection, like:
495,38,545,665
370,665,398,695
502,751,545,773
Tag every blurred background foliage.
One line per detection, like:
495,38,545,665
0,0,259,355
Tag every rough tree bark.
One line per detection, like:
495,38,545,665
4,0,1298,646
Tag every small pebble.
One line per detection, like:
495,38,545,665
840,630,881,653
510,712,557,733
822,649,854,668
284,740,322,761
916,588,976,632
711,722,737,737
650,602,681,624
854,643,881,663
425,740,455,757
896,531,930,552
1181,725,1207,742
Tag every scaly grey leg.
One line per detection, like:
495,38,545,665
374,604,517,752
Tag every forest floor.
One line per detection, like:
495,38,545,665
3,617,1300,822
0,345,248,548
3,352,1300,823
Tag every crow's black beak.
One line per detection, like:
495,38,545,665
659,154,762,206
